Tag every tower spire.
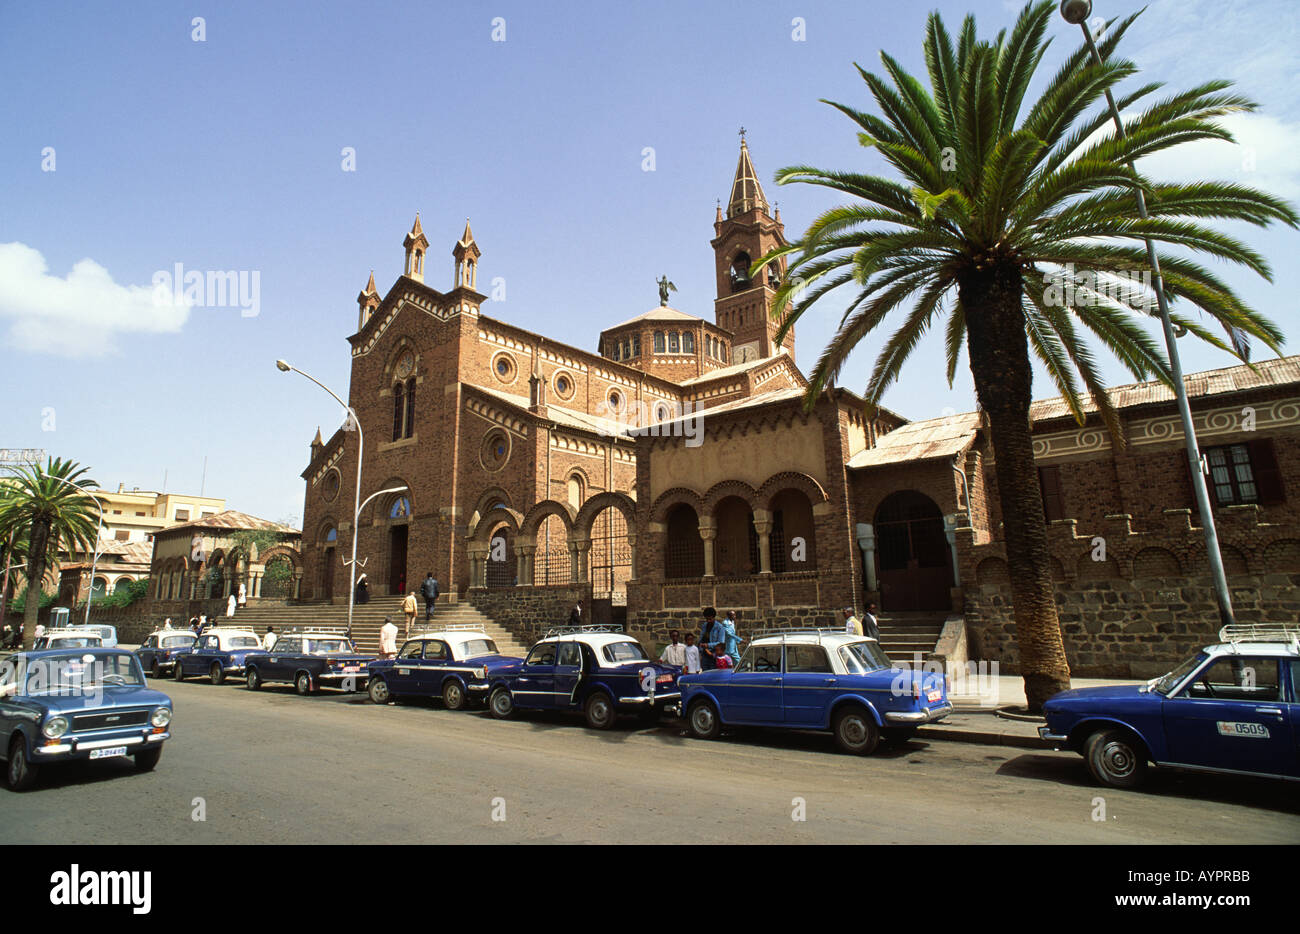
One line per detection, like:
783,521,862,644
452,218,482,291
403,213,429,283
727,132,768,218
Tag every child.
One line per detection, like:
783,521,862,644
682,632,703,674
714,647,733,669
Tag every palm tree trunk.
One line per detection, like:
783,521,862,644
21,519,51,649
960,263,1071,711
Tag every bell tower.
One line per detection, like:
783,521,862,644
403,213,428,283
356,270,380,330
452,219,481,290
711,131,791,364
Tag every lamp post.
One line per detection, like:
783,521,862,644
1058,0,1236,627
277,360,405,636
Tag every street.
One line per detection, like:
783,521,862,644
3,680,1297,844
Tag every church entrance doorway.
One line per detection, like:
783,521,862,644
388,525,408,596
874,491,951,612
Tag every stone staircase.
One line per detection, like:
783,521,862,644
223,597,530,658
875,612,947,664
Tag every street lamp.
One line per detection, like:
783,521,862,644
277,359,404,636
1059,0,1236,627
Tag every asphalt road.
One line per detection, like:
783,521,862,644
3,678,1298,844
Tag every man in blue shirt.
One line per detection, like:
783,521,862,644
699,607,724,670
722,610,746,665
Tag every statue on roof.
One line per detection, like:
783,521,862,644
656,275,676,306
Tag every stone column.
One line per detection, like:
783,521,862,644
699,517,717,578
855,522,876,592
943,514,961,585
753,508,773,575
292,569,302,600
626,534,637,582
567,541,580,583
574,538,592,583
515,542,536,587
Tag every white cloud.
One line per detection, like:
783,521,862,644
1136,112,1300,201
0,242,190,358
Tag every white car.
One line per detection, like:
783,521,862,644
33,629,105,651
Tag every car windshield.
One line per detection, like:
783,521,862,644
306,639,351,654
24,652,144,694
461,638,498,658
1152,653,1207,696
602,641,648,664
162,635,195,648
49,636,102,649
838,641,891,674
225,636,261,649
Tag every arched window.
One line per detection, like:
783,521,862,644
404,378,416,437
567,474,584,508
769,489,817,573
730,251,752,292
392,382,405,441
664,504,704,578
714,496,758,577
668,332,680,353
682,331,694,353
389,497,411,520
654,331,665,353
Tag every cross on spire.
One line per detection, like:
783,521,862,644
739,126,747,141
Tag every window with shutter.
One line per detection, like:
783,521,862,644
392,383,405,441
1037,465,1066,521
1247,438,1286,505
404,378,416,438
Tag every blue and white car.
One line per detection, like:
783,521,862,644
676,629,951,754
367,625,521,709
33,629,104,651
245,628,372,695
172,627,267,685
486,626,680,729
135,629,198,678
1,648,173,791
1040,624,1299,788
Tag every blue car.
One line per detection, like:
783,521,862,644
1,648,173,791
1040,625,1299,788
486,626,680,729
368,625,521,709
135,629,198,678
173,627,267,685
246,628,373,695
676,630,951,754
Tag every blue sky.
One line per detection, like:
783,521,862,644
1,0,1296,526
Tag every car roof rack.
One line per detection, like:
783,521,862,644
282,626,351,636
752,626,850,640
542,624,625,638
407,623,487,635
1218,623,1300,647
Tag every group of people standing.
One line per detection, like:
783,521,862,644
223,582,248,618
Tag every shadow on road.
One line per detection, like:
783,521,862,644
995,752,1300,814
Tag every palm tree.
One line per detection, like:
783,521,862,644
0,458,99,647
758,1,1297,709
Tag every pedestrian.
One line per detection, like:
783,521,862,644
355,573,370,605
33,621,46,643
402,590,418,637
682,632,702,674
421,572,439,620
379,615,399,660
226,593,237,617
714,646,733,669
569,600,583,626
163,617,173,630
189,617,200,635
237,581,247,608
698,607,723,670
722,610,746,664
842,606,863,637
659,629,686,668
863,602,881,641
263,626,277,651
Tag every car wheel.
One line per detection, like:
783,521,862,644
295,672,315,696
1084,728,1148,789
832,706,880,755
442,680,466,711
245,668,261,691
6,735,37,791
687,699,721,740
488,687,515,720
173,661,185,682
135,746,163,772
584,692,617,730
209,663,224,686
149,660,160,679
368,677,391,705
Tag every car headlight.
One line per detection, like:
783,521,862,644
43,716,69,739
151,707,172,728
473,667,486,680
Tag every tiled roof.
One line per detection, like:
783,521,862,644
847,412,982,470
472,385,628,437
1030,355,1300,422
604,306,706,332
679,349,800,386
159,510,299,536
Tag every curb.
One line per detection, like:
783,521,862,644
916,724,1050,750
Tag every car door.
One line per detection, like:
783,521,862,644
265,637,299,681
515,643,558,708
1286,659,1300,778
552,641,584,708
387,640,425,692
717,643,785,724
190,634,219,675
414,640,450,695
138,636,157,669
1162,654,1295,776
782,643,837,727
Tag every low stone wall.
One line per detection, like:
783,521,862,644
966,572,1300,679
630,605,839,643
469,583,592,647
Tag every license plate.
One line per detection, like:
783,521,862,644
89,746,128,759
927,690,942,703
343,666,359,673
